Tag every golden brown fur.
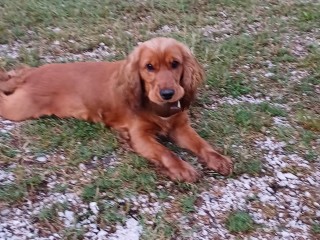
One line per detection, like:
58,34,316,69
0,37,232,182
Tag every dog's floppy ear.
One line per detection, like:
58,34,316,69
118,46,143,110
179,45,205,109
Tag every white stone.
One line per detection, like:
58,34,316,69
97,230,107,238
0,209,10,216
276,172,286,181
307,177,316,185
64,210,74,222
305,192,312,198
89,202,99,215
35,156,47,163
314,202,320,208
109,218,142,240
79,163,86,171
284,173,298,180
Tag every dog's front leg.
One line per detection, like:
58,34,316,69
129,126,199,182
170,119,233,176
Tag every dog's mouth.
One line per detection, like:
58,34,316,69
146,100,182,118
168,100,181,111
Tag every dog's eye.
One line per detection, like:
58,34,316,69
146,63,154,72
171,60,180,69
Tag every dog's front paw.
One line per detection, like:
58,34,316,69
203,151,233,176
164,160,199,182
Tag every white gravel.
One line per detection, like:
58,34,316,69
1,1,319,237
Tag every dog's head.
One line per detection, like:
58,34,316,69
119,37,204,115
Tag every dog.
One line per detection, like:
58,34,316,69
0,37,232,182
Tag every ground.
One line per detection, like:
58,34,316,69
0,0,319,239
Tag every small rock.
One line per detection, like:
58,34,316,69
307,177,316,185
89,223,97,229
70,180,77,185
284,173,298,180
89,202,99,215
97,230,107,238
305,192,311,198
36,156,47,163
79,163,86,171
259,195,270,202
281,231,291,237
265,72,274,78
314,202,320,208
52,27,61,33
202,229,208,236
64,210,74,222
1,209,10,216
267,187,274,193
278,180,288,187
276,172,286,181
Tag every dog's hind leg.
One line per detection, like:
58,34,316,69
0,79,20,93
0,89,39,121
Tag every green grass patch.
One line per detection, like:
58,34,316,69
18,47,41,67
299,5,320,23
312,223,320,234
296,112,320,132
36,202,68,222
305,150,318,162
224,74,252,97
0,172,46,203
0,133,20,162
226,211,254,233
180,194,197,213
0,183,25,203
82,155,157,202
234,159,262,176
102,203,126,225
273,48,296,63
53,184,69,193
23,118,117,165
141,212,178,240
63,227,85,240
256,102,287,117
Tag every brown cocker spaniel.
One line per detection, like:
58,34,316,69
0,37,232,182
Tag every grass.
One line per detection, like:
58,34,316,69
0,133,20,162
36,202,68,223
312,223,320,234
180,194,197,213
1,0,320,238
141,212,178,240
226,211,255,233
82,155,157,202
0,173,45,203
23,118,117,165
102,203,126,225
0,183,25,203
63,228,85,240
234,159,262,176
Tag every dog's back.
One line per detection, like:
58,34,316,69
0,62,122,121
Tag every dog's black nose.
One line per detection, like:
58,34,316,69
160,89,175,100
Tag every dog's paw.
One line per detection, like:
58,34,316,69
203,151,233,176
164,160,199,182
